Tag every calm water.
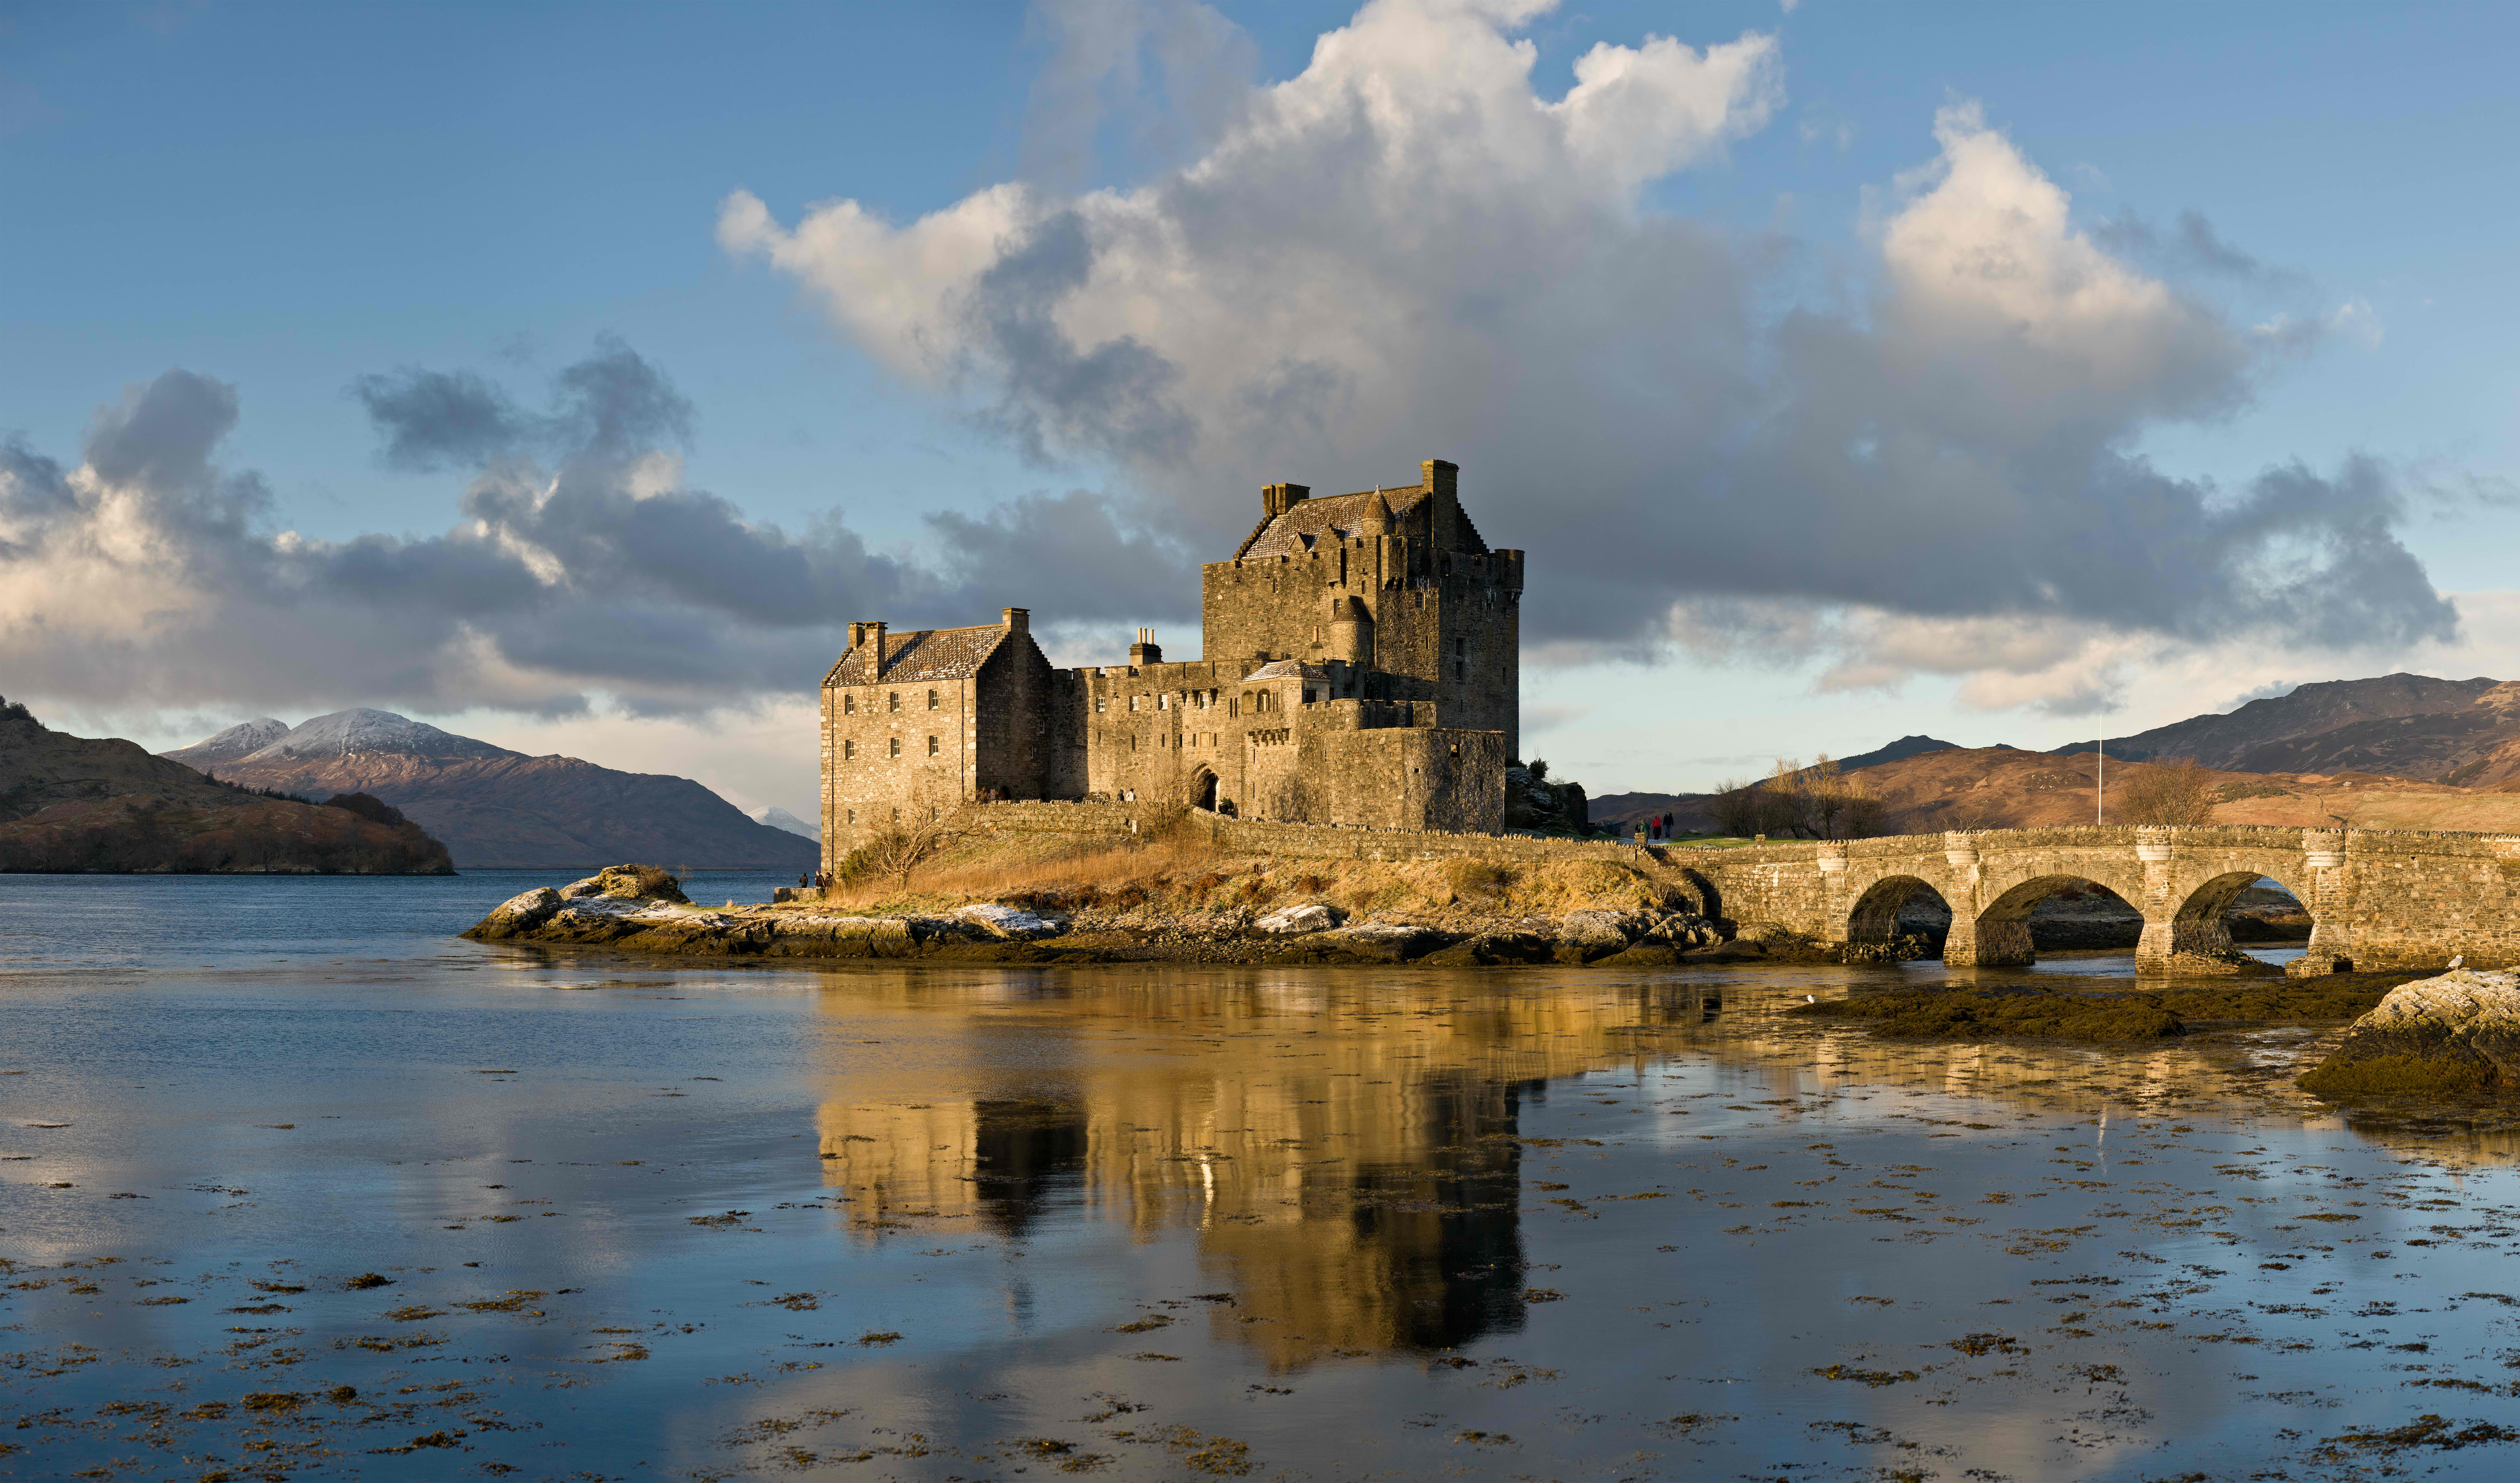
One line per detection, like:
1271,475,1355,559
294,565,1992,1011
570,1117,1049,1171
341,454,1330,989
5,876,2520,1482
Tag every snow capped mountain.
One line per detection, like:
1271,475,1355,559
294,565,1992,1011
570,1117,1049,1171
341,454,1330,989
239,709,519,763
750,805,820,842
155,708,814,868
162,717,290,768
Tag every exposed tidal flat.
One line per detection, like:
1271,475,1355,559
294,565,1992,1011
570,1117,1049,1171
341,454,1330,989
9,880,2520,1479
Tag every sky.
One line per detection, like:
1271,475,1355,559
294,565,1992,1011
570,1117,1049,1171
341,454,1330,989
5,0,2520,815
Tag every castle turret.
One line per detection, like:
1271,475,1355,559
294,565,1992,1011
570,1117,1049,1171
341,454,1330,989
1328,595,1373,665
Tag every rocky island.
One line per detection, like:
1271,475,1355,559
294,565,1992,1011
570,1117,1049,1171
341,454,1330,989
465,858,1737,966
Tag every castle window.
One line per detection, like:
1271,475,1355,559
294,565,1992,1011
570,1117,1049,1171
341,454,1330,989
931,806,940,821
1304,690,1317,704
844,739,856,760
1095,697,1107,713
843,694,855,714
927,735,939,756
891,807,899,822
1129,695,1139,711
847,809,856,824
1157,693,1169,709
927,689,938,709
888,738,901,757
887,691,900,712
1454,637,1464,654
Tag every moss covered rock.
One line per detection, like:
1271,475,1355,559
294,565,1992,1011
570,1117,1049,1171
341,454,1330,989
2298,970,2520,1097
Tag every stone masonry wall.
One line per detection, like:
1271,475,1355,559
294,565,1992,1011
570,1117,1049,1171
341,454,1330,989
822,675,977,870
1685,825,2520,973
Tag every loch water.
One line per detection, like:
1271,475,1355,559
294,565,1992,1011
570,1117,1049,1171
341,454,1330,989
6,874,2520,1482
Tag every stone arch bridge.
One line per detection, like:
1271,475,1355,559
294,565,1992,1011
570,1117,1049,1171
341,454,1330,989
1682,825,2520,975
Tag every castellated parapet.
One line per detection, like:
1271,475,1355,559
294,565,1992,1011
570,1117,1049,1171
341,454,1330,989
820,458,1522,865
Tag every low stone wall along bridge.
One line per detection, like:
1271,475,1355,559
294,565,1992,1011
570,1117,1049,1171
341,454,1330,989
1685,825,2520,975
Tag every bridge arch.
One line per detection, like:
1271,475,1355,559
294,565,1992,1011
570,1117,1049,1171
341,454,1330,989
1846,875,1947,953
2160,869,2315,968
1959,872,2145,967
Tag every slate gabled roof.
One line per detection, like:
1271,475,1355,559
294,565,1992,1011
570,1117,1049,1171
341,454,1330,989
1243,659,1330,683
822,625,1013,687
1234,486,1428,560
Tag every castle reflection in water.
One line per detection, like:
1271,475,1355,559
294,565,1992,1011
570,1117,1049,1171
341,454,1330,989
801,962,2520,1371
805,968,1703,1368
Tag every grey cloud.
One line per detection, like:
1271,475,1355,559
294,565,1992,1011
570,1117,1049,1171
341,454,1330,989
924,488,1198,622
355,335,692,472
733,4,2455,695
353,367,530,471
2091,208,2299,289
964,211,1197,469
1,346,1182,721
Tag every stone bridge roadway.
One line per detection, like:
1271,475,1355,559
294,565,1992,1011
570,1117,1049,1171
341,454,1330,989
1681,825,2520,974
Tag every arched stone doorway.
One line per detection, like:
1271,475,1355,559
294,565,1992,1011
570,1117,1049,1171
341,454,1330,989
1190,767,1218,813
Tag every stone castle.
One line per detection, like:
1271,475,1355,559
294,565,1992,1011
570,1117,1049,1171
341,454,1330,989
820,458,1520,866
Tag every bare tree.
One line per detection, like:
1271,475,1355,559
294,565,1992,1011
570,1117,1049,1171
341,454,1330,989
857,818,952,895
1721,756,1886,840
2115,756,2219,827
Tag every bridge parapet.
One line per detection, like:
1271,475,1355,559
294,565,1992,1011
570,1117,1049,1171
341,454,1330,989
1678,823,2520,975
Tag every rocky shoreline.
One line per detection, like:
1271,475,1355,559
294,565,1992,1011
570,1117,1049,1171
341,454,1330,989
464,864,1766,967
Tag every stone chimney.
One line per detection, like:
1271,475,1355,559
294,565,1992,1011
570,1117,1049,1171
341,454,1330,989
859,621,887,675
1001,606,1029,635
1421,458,1460,549
1129,626,1162,666
1263,482,1311,519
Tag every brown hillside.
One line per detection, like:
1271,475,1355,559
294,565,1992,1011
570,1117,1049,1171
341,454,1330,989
0,700,452,874
1856,747,2520,834
2056,673,2520,786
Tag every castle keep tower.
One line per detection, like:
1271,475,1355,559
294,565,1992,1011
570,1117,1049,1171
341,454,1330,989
821,458,1521,870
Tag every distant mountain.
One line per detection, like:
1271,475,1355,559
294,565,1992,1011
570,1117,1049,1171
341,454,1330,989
171,717,290,766
1589,736,1963,830
163,709,818,871
750,805,820,842
2051,674,2520,786
0,699,451,874
1836,734,1964,771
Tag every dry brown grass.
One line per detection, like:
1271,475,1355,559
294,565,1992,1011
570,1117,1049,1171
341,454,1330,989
815,831,1698,925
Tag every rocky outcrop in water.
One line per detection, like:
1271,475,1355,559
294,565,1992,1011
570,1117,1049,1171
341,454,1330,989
2297,970,2520,1096
463,866,1727,966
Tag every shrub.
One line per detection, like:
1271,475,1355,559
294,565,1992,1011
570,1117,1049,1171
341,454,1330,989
322,792,408,828
1444,859,1515,904
2115,757,2219,827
